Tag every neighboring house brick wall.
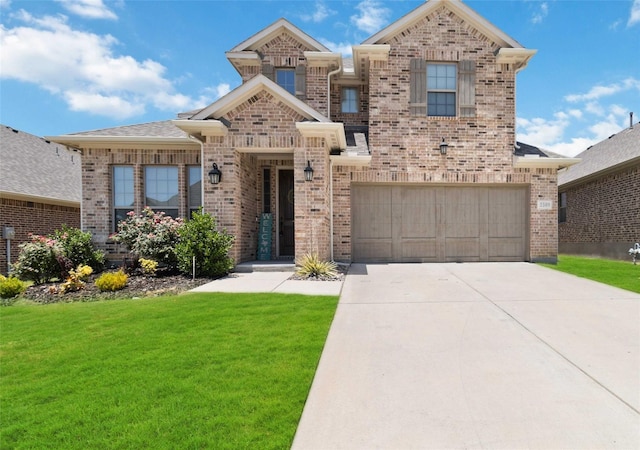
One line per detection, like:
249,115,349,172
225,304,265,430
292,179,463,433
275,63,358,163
559,166,640,259
0,198,80,274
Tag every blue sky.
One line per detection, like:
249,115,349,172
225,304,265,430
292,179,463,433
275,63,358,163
1,0,638,157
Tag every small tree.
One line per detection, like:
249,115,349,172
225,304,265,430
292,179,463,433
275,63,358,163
112,208,183,269
176,209,234,278
12,235,63,284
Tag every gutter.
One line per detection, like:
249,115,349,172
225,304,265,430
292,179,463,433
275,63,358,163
326,62,341,262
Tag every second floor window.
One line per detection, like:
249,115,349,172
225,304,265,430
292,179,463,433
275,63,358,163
427,64,457,117
341,87,358,113
276,68,295,95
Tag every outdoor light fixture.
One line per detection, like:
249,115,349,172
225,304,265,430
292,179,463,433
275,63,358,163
439,138,448,155
304,160,314,182
208,163,222,184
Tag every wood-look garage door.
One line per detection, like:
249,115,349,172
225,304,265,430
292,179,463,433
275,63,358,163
352,185,528,262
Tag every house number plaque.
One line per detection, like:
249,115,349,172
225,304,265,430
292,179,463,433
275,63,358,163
537,200,553,210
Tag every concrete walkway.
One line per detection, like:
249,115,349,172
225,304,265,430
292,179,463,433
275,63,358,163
292,263,640,449
190,270,343,296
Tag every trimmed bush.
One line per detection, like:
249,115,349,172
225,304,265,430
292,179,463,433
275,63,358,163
12,235,62,284
139,258,158,276
176,209,234,278
295,253,338,279
0,275,26,300
95,270,128,292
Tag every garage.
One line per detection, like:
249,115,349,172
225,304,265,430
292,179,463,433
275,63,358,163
351,185,529,262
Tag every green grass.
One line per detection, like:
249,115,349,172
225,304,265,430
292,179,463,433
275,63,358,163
542,255,640,294
0,292,338,449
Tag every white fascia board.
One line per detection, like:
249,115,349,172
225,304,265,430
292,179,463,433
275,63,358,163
304,51,342,67
362,0,521,49
45,135,199,150
513,155,581,170
330,154,372,167
496,48,537,69
296,122,347,149
171,120,228,137
0,190,80,208
192,74,330,123
352,45,390,61
225,51,261,66
229,18,331,52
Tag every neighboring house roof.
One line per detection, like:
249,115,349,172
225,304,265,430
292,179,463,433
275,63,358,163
558,124,640,189
1,124,81,206
46,120,199,150
512,141,581,170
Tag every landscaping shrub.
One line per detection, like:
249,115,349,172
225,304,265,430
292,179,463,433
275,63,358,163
12,235,63,284
13,228,104,284
95,270,128,292
112,208,183,269
139,258,158,276
176,209,234,278
60,265,93,293
295,253,338,278
0,275,26,300
53,225,105,272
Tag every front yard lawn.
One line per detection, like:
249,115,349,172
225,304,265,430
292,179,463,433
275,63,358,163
0,292,338,449
542,255,640,294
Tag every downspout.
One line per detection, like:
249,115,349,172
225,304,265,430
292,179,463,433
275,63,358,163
327,62,341,262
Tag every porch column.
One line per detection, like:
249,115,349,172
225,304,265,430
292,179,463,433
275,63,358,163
202,137,243,264
294,138,331,261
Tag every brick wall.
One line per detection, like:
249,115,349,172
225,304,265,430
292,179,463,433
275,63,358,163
0,198,80,274
559,166,640,259
81,147,200,261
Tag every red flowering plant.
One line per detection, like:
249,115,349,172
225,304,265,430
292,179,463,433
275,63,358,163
111,207,184,270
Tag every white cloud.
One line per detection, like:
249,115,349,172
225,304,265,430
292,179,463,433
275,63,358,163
0,11,205,120
531,2,549,24
0,0,11,9
351,0,390,34
319,38,354,56
565,77,640,102
629,0,640,27
214,83,231,98
55,0,117,20
300,1,336,23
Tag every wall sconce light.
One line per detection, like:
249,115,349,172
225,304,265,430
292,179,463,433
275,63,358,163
439,138,449,155
208,163,222,184
304,160,314,182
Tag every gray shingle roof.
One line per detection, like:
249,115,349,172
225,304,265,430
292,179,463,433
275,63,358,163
68,120,188,138
1,124,81,204
558,124,640,187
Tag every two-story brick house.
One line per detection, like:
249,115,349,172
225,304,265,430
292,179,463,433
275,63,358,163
48,0,578,266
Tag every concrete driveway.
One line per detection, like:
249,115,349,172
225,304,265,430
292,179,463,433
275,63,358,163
292,263,640,449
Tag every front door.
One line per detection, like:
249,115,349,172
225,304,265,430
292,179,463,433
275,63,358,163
278,169,295,257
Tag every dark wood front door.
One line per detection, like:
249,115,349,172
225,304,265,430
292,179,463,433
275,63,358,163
278,169,295,257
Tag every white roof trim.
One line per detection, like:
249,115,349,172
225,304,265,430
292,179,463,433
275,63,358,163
45,135,199,150
172,120,228,138
352,45,391,61
304,51,342,67
513,155,581,170
296,122,347,149
228,18,330,52
330,154,372,167
363,0,523,49
0,190,80,208
496,48,537,69
225,51,261,66
191,74,330,122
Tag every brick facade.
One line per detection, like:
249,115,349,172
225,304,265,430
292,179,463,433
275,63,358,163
60,2,564,266
559,166,640,259
0,198,80,274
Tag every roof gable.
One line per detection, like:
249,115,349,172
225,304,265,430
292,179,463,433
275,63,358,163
363,0,523,49
228,18,330,53
190,74,329,122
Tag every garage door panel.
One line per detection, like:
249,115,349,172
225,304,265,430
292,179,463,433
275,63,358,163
352,185,528,263
400,239,437,261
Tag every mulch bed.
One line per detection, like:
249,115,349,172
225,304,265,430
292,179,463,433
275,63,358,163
23,271,213,304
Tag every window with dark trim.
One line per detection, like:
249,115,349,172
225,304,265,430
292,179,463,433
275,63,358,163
145,166,179,218
558,192,567,223
410,59,476,117
188,166,201,219
113,165,134,231
341,87,358,113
